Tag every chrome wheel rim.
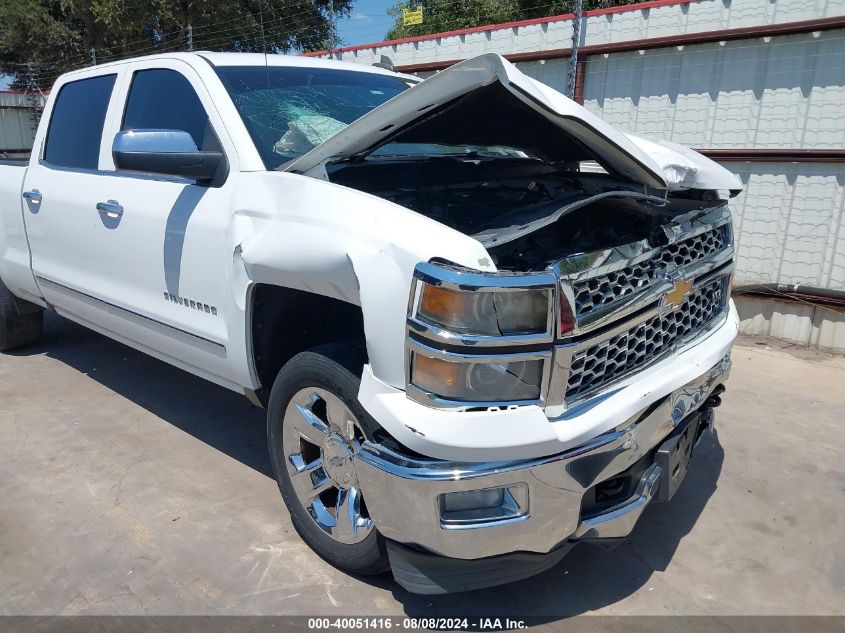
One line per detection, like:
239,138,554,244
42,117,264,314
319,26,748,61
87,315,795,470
282,387,373,544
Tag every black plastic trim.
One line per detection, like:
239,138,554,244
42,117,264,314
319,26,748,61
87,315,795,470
386,539,574,594
113,149,228,186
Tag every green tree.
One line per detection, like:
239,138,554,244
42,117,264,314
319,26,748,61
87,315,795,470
0,0,350,88
385,0,628,40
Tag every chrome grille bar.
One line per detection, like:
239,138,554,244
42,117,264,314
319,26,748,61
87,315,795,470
574,224,729,317
565,274,729,402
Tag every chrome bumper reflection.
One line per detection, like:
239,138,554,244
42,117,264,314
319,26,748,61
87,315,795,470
354,354,731,560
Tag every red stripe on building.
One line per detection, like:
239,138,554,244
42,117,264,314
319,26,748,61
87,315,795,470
302,0,696,57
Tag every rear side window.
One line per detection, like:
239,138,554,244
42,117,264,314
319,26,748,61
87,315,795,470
44,74,116,169
122,69,221,151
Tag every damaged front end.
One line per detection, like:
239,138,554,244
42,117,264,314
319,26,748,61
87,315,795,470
404,204,734,415
220,53,742,593
286,54,741,415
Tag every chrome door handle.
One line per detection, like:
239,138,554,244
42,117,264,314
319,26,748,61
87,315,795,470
96,200,123,219
22,189,42,204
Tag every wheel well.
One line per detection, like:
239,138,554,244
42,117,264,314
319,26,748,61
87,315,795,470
250,284,366,404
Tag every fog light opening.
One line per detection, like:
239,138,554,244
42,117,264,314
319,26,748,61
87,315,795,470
439,484,528,529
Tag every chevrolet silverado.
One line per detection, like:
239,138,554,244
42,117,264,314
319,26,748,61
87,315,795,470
0,52,740,593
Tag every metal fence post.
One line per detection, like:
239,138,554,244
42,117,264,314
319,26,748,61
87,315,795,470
328,0,336,56
566,0,583,99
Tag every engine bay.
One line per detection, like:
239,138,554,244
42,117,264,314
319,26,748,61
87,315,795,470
327,155,727,271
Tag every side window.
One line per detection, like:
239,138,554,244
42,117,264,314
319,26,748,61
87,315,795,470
122,69,221,151
44,74,116,169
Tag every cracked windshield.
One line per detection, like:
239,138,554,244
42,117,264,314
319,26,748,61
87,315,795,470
216,66,525,169
216,66,412,169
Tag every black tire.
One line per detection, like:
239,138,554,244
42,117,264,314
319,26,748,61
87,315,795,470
0,281,43,352
267,341,389,575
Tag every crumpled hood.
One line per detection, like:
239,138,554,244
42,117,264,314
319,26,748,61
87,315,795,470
624,133,743,192
287,53,742,193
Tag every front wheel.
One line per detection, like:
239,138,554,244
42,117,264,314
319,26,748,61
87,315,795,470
267,342,388,575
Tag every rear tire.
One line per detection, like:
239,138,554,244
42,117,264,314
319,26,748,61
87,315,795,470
267,341,389,575
0,281,43,352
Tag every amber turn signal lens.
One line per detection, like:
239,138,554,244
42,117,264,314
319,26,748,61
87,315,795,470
418,284,498,334
420,285,462,322
412,354,460,391
411,352,543,402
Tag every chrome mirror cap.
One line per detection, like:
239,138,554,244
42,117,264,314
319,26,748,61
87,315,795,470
112,129,226,185
112,129,199,154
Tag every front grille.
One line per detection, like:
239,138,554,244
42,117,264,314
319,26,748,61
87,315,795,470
573,225,729,317
659,224,729,269
573,261,653,317
565,275,728,401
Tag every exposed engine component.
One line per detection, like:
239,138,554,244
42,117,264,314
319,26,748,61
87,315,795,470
328,156,724,271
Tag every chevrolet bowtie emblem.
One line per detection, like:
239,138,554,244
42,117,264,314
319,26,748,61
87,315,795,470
665,278,693,309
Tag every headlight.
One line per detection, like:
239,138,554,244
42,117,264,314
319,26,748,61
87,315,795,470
406,262,556,407
410,349,545,403
415,282,552,336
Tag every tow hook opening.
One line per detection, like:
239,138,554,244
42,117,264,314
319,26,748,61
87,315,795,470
581,391,724,519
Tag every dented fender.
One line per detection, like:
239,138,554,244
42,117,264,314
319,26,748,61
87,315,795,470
233,171,494,389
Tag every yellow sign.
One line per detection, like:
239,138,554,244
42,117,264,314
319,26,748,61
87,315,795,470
403,7,423,26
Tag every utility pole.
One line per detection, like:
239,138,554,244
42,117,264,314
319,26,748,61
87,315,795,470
25,62,43,134
187,24,193,51
566,0,583,99
328,0,336,56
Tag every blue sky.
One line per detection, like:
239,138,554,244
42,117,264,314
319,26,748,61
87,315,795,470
336,0,397,47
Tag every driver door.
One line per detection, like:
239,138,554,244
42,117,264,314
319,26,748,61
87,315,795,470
56,60,238,385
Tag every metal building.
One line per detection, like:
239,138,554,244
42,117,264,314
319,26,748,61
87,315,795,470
0,91,42,159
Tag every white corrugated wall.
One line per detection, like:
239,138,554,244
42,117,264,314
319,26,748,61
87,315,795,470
325,0,842,68
579,32,845,150
572,30,845,289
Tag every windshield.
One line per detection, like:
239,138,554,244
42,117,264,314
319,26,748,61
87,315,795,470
215,66,412,169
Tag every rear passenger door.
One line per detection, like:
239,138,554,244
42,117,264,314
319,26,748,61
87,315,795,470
22,70,122,321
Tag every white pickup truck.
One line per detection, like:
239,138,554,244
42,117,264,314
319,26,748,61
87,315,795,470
0,52,740,594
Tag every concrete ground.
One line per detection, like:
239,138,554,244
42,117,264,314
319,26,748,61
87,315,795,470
1,313,843,619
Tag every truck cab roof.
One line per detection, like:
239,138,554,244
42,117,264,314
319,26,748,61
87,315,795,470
58,51,419,82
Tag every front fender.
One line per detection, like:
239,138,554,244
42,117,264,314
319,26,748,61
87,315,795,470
235,171,495,389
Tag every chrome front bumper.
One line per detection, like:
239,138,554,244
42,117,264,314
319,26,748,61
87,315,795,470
354,353,730,560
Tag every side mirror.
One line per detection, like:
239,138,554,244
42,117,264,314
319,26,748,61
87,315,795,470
112,129,226,184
